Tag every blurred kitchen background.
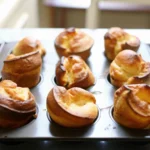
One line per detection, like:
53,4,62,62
0,0,150,28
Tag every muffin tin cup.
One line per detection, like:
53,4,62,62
0,74,43,89
109,105,150,130
51,74,97,89
46,104,101,129
19,104,39,129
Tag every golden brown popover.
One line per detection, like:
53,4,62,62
1,51,42,88
47,86,98,128
0,80,37,128
55,55,95,89
113,84,150,129
12,36,46,57
109,50,150,88
104,27,140,61
55,27,94,60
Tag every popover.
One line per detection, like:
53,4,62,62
1,51,42,88
55,55,95,89
109,50,150,88
113,84,150,129
47,86,98,128
104,27,140,61
0,80,37,128
55,27,94,60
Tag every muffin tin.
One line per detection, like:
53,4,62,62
0,40,150,141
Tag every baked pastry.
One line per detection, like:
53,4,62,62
113,84,150,129
12,36,46,57
0,80,37,128
47,86,98,128
109,50,150,88
104,27,140,61
54,27,94,60
55,55,95,89
1,51,42,88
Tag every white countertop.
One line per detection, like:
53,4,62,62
0,28,150,44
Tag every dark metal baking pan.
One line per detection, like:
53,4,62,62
0,41,150,141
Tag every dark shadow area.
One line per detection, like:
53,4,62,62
0,140,150,150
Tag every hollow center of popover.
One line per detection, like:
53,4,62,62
62,56,88,85
54,86,98,119
114,37,127,53
0,80,29,101
114,35,136,54
127,85,150,117
135,87,150,103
